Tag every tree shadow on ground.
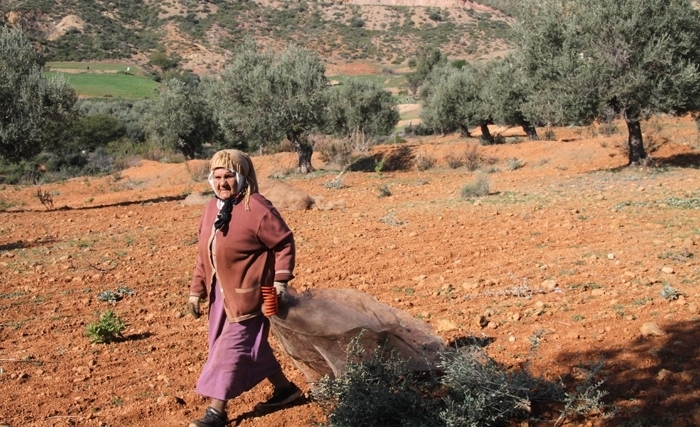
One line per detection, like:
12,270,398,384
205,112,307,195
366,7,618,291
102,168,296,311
0,238,56,252
230,395,311,426
554,319,700,426
446,336,496,348
655,152,700,168
3,195,188,213
348,145,415,172
125,332,154,342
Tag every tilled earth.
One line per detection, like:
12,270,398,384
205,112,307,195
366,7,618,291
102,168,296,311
1,119,700,427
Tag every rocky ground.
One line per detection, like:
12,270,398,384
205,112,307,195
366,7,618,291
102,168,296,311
1,117,699,426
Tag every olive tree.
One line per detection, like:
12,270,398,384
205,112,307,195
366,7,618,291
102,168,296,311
419,65,471,136
516,0,700,164
208,42,327,173
420,63,497,143
0,27,76,162
326,79,400,140
144,79,215,159
481,57,538,140
406,47,447,97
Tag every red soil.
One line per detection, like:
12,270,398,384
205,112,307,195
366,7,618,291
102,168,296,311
1,117,700,426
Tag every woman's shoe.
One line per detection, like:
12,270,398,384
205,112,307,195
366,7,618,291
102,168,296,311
255,383,302,411
188,406,228,427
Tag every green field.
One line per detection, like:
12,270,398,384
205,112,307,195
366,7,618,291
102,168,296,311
329,73,406,90
47,62,144,73
45,62,158,99
47,72,159,99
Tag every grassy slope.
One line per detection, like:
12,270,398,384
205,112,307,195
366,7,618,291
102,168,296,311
47,72,159,99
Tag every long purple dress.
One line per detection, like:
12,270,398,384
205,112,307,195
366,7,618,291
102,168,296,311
195,282,281,400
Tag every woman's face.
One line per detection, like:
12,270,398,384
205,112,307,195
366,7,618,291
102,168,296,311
212,168,237,200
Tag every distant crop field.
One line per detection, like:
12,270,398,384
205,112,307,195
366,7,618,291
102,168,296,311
47,62,144,74
330,73,406,90
47,72,159,99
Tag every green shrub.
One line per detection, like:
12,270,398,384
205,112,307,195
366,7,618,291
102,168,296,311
461,173,490,199
85,310,126,344
315,335,611,426
377,184,392,198
506,158,524,171
314,336,441,427
445,154,464,169
315,138,354,167
460,143,499,173
543,127,556,141
598,121,618,137
415,153,437,171
660,284,680,301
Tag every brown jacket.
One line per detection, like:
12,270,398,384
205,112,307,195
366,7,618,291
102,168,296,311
189,193,295,322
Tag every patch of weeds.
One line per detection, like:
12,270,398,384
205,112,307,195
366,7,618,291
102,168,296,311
568,282,602,291
613,200,654,211
97,286,135,304
612,304,625,318
657,249,693,262
460,172,490,199
374,157,386,176
378,212,404,226
660,284,680,301
571,314,585,322
506,157,524,171
662,196,700,209
323,174,347,189
85,310,126,344
111,396,123,407
377,184,392,198
314,332,611,427
531,158,550,167
463,143,496,171
0,291,26,299
268,167,297,180
77,239,94,248
543,127,556,141
599,122,618,136
445,154,464,169
632,296,652,306
414,153,436,171
0,199,18,210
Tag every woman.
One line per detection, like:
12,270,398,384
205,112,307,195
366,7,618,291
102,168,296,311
187,149,301,427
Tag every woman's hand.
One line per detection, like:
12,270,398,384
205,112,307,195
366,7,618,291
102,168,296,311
273,281,289,306
188,295,203,318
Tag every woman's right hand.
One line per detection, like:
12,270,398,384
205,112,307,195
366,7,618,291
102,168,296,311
188,295,202,318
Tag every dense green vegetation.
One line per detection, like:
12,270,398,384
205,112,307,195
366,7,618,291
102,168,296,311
0,27,76,163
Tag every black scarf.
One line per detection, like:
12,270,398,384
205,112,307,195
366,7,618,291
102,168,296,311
214,187,246,231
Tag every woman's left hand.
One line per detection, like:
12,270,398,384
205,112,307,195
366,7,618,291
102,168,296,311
273,281,289,306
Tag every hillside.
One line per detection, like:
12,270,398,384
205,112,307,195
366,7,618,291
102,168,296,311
1,0,514,73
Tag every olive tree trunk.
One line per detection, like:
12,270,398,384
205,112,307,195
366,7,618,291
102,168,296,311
625,119,647,165
522,121,539,141
289,133,315,173
479,123,494,145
